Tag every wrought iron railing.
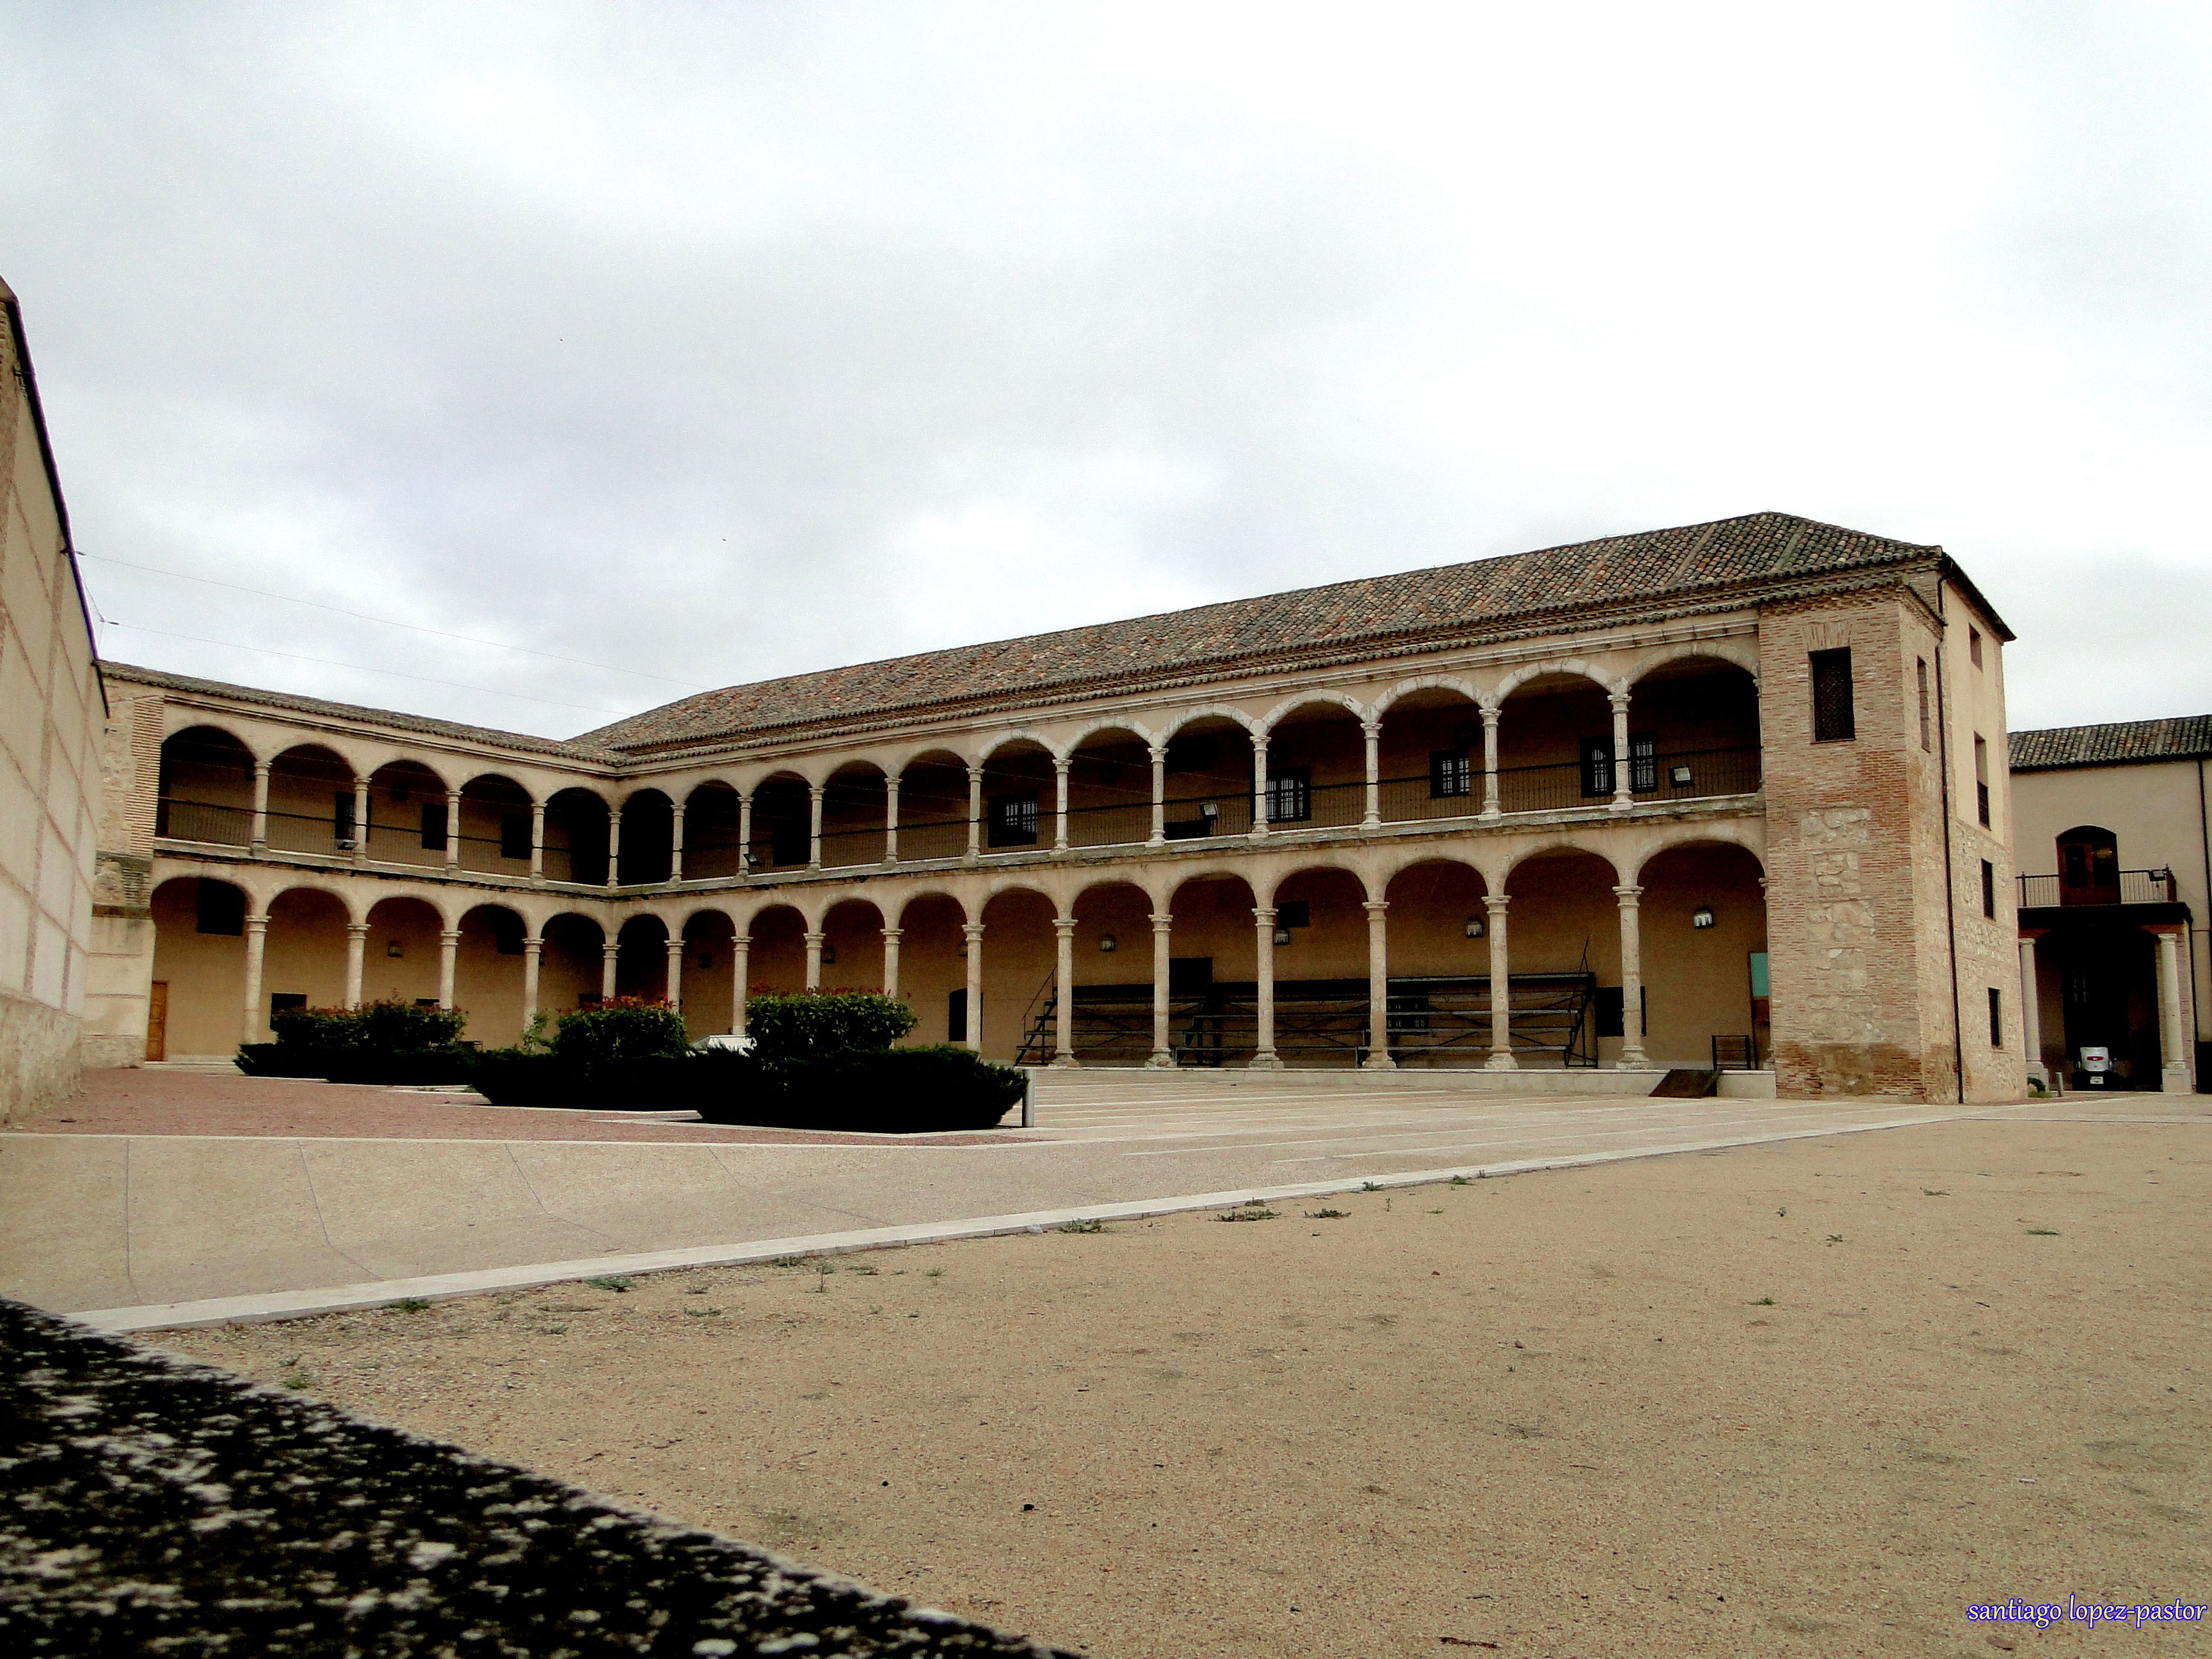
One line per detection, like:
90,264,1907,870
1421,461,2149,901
2017,869,2179,908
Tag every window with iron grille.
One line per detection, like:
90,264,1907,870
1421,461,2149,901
333,790,360,844
1627,731,1656,792
1974,735,1991,827
1429,749,1471,798
989,794,1039,847
1580,737,1615,797
1809,648,1855,742
1265,767,1311,822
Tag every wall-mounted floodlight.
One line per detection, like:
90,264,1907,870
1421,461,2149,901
1098,933,1117,952
1691,906,1716,930
387,940,405,958
1464,917,1486,939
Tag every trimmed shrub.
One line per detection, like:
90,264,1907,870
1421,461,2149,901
355,1000,466,1050
473,1048,751,1112
268,1006,364,1051
238,1043,476,1085
552,998,691,1064
742,991,917,1066
694,1045,1023,1134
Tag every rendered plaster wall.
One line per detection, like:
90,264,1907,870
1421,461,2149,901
0,291,102,1125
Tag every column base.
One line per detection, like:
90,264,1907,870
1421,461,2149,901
1144,1050,1177,1069
1050,1054,1082,1068
2163,1065,2193,1094
1615,1049,1648,1070
1247,1052,1285,1071
1361,1055,1397,1070
1484,1052,1520,1071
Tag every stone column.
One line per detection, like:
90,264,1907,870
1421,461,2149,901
1052,916,1079,1066
669,801,685,883
966,767,983,860
884,774,901,863
1362,899,1395,1068
1361,721,1382,829
344,922,368,1009
250,760,271,851
2017,933,2048,1087
808,784,824,869
962,923,986,1052
442,793,461,870
521,936,541,1025
529,799,545,885
1148,746,1167,847
1052,759,1071,853
1147,911,1175,1067
1480,707,1502,820
1249,734,1271,837
437,928,460,1011
604,809,623,890
663,936,685,1013
882,927,902,999
600,940,619,1002
737,792,754,878
1484,893,1516,1068
1610,691,1635,811
1249,907,1283,1068
2152,925,2191,1093
351,776,371,864
1614,885,1646,1068
731,936,751,1036
803,930,825,990
241,913,269,1043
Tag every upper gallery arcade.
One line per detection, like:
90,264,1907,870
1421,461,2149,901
84,510,2029,1103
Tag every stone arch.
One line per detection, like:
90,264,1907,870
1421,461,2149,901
892,748,972,862
1258,696,1369,830
1064,715,1160,753
821,759,890,870
1500,837,1622,885
263,741,357,856
895,887,969,927
973,728,1064,767
1064,724,1155,851
747,770,813,871
743,901,810,995
456,901,532,1046
978,874,1062,909
541,785,613,886
1373,675,1482,717
1157,703,1262,740
1256,688,1368,732
1257,856,1370,908
265,878,361,924
364,757,453,868
1621,652,1764,801
1624,639,1759,685
613,912,672,1000
156,725,258,846
615,787,675,886
147,874,253,1057
821,895,889,991
454,772,536,876
1158,712,1260,838
975,737,1055,854
1631,826,1766,885
358,894,448,1007
680,781,748,881
1491,658,1622,703
1071,870,1166,911
538,911,607,1014
1633,837,1770,1067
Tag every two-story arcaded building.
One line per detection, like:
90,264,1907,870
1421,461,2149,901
83,511,2030,1103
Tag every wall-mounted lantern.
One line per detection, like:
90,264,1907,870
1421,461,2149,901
1691,906,1716,930
1670,765,1694,787
821,944,837,965
1098,933,1117,953
387,939,405,958
1464,916,1486,939
1274,928,1292,946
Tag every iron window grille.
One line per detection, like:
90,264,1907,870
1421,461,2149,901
1429,749,1472,798
1810,648,1855,742
1266,768,1311,822
989,794,1040,847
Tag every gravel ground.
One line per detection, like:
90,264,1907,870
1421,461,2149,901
166,1112,2210,1658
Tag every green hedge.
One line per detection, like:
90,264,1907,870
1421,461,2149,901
473,1050,749,1112
696,1046,1025,1133
551,998,691,1063
238,1045,477,1086
268,1000,467,1052
742,992,917,1065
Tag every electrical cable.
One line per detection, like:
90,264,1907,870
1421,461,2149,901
97,620,642,718
77,550,714,689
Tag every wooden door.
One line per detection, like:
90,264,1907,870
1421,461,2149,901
145,981,168,1062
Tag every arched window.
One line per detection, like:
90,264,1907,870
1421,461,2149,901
2056,826,2119,906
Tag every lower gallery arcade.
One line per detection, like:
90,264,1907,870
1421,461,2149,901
145,819,1770,1071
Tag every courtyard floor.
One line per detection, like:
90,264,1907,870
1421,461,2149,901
6,1068,2025,1323
159,1100,2209,1658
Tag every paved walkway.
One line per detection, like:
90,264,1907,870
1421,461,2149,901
3,1068,2117,1330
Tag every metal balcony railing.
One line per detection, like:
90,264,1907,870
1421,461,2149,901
2017,869,2179,908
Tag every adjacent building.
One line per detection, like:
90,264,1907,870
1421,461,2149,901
91,511,2028,1103
2010,716,2208,1093
0,278,106,1126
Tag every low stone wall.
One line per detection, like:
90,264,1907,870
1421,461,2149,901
1041,1065,1781,1098
0,989,80,1130
0,1296,1077,1656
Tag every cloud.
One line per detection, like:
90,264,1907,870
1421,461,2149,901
3,1,2208,737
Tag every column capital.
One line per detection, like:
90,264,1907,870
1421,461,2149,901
1608,688,1631,710
439,928,461,943
254,759,271,776
669,800,685,818
602,942,621,958
961,922,986,942
1363,899,1390,915
1251,906,1278,924
881,927,904,942
802,930,826,943
1480,704,1500,726
1148,744,1167,760
1484,892,1511,914
1052,917,1078,936
345,922,370,938
1149,912,1174,933
1053,757,1071,773
244,913,270,933
1612,884,1644,903
522,936,543,954
1361,718,1381,735
352,776,372,790
664,936,684,954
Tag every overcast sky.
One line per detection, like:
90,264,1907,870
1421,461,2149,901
4,2,2208,739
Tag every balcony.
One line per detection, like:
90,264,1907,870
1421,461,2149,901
2017,869,2180,908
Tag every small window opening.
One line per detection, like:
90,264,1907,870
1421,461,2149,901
420,802,447,851
1810,648,1855,742
1915,658,1930,752
1987,986,2003,1047
1981,860,1996,918
1974,735,1991,828
1969,627,1984,668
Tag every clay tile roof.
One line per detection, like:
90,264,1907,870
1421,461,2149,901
2008,714,2212,772
578,509,1943,753
100,662,616,762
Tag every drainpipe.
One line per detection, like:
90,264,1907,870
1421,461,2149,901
1933,584,1967,1104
